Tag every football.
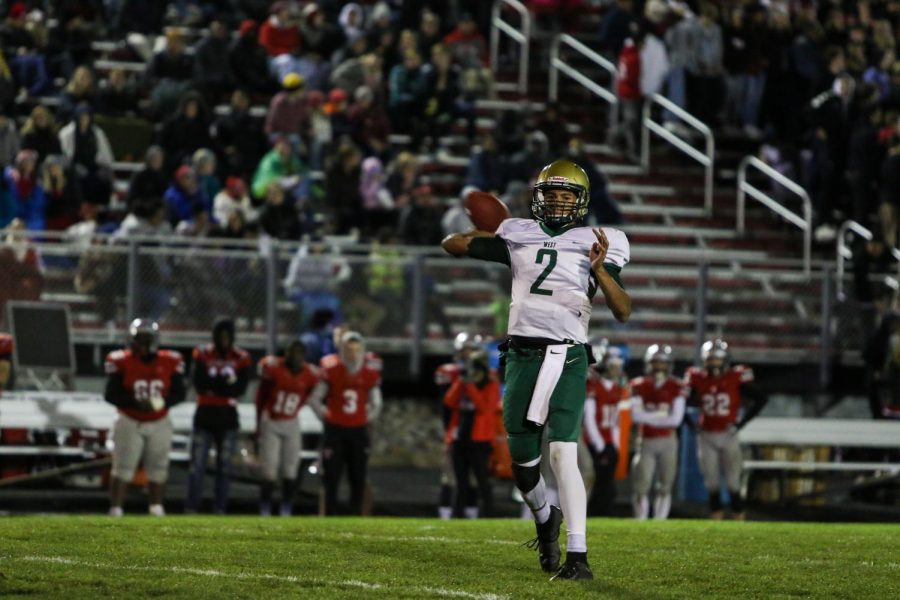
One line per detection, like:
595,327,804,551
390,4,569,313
464,190,511,233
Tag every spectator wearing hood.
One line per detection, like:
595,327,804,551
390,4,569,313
2,149,45,230
58,103,113,205
259,1,300,57
338,3,365,42
359,156,395,234
128,145,167,210
192,148,221,207
265,73,310,147
229,19,278,94
159,92,212,174
164,165,209,226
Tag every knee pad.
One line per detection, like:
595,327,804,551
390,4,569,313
709,490,723,512
511,461,541,493
507,432,541,465
730,491,745,513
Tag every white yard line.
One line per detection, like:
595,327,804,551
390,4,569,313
5,555,511,600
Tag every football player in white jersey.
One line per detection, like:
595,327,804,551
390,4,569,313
442,159,631,581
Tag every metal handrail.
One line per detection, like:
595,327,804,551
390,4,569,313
489,0,531,95
835,220,900,301
736,155,812,277
641,93,714,214
548,33,618,129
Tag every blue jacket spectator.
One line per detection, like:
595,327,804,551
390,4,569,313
164,166,208,226
597,0,635,56
464,133,507,195
3,150,46,230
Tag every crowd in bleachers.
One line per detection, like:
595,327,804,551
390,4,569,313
599,0,900,245
0,1,507,245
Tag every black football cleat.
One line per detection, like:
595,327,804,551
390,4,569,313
550,559,594,581
524,505,562,573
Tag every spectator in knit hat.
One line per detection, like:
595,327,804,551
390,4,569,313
265,73,310,147
214,176,257,225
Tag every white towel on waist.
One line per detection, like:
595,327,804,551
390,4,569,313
526,344,569,426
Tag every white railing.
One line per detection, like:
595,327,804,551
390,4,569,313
737,155,812,277
489,0,531,95
548,33,618,129
835,220,900,301
641,94,714,214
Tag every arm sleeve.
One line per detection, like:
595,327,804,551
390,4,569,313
307,380,329,421
737,383,768,430
583,398,606,452
166,373,187,408
104,373,135,408
444,379,462,408
466,236,511,265
632,396,686,428
367,387,383,421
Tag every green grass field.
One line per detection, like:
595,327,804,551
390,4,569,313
0,516,898,599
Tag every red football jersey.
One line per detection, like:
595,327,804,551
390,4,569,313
586,372,624,444
104,348,185,422
257,356,320,420
684,366,754,432
319,352,382,427
630,376,686,438
193,343,253,407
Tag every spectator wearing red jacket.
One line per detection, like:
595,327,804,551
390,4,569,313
608,30,643,162
444,350,499,518
442,13,488,69
258,1,301,57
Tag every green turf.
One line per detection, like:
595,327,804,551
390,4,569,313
0,516,897,599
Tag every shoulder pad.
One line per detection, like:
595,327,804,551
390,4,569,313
365,352,383,372
495,218,534,238
320,353,341,369
601,227,630,269
733,365,754,383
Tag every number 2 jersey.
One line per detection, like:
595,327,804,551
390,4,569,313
256,357,320,420
319,352,382,428
470,218,630,343
684,366,754,433
104,348,186,422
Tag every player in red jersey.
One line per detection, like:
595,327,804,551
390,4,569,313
255,339,320,516
186,319,252,514
583,339,625,516
684,339,767,520
444,349,499,518
629,344,686,520
434,332,483,519
0,333,13,393
104,319,186,517
309,330,383,515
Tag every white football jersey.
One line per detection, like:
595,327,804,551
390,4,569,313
496,218,630,343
